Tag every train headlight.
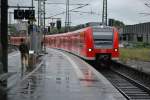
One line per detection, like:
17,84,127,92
114,48,118,52
88,48,92,52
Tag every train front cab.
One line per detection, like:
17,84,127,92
86,26,119,67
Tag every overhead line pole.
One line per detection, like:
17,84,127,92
68,0,70,31
102,0,107,26
38,0,40,27
65,0,70,32
30,0,34,51
44,0,46,52
44,1,46,29
35,0,47,52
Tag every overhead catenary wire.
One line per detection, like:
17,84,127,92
139,2,150,16
45,4,89,19
71,10,100,15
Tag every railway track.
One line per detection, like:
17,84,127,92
99,68,150,100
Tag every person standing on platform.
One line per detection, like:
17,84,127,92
19,38,29,68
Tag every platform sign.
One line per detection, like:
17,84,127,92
14,10,24,19
14,10,35,20
25,10,35,20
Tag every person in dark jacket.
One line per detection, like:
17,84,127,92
19,38,29,67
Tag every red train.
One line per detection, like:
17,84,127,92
10,26,119,66
10,36,26,46
45,26,119,62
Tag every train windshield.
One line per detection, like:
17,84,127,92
93,27,113,48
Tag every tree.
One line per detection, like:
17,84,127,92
108,18,125,28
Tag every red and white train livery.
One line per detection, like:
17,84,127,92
45,26,119,61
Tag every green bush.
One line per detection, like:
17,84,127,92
120,48,150,62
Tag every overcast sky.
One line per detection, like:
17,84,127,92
8,0,150,26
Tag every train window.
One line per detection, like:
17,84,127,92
93,32,113,42
93,31,112,35
93,28,113,48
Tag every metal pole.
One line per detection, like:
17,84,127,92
38,0,40,27
105,0,108,26
32,0,34,8
68,0,70,31
1,0,8,73
65,0,67,32
29,0,34,51
44,0,46,52
44,1,46,29
102,0,107,26
65,0,70,32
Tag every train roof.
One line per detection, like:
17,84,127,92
47,27,91,37
47,26,115,37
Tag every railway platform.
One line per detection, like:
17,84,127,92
3,49,126,100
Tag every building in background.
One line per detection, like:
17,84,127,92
122,22,150,43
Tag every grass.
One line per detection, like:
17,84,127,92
120,48,150,62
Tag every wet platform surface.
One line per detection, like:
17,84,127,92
5,49,126,100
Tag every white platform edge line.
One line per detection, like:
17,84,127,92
21,60,44,82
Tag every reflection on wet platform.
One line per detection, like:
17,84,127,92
0,49,126,100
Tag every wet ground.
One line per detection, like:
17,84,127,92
0,49,125,100
0,51,42,100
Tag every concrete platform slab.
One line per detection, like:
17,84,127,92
5,49,126,100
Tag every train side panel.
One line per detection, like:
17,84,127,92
84,28,95,59
112,28,119,60
44,26,119,61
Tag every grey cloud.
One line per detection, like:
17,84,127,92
9,0,150,26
